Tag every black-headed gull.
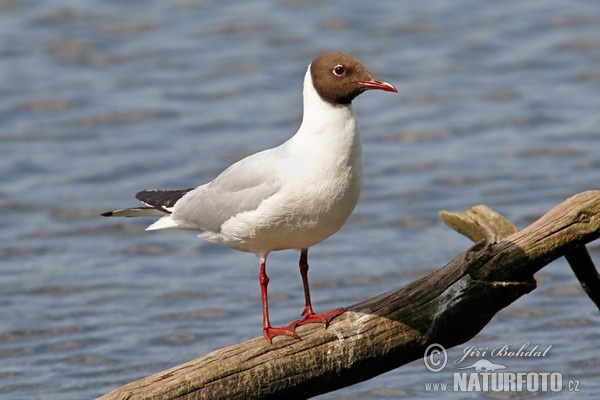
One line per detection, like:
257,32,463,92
103,52,397,342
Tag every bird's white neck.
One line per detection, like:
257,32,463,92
283,66,363,190
296,66,358,138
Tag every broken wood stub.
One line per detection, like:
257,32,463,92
565,245,600,310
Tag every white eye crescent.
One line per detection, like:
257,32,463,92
332,64,346,76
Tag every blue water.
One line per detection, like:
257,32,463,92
1,1,599,398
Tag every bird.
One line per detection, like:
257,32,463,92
102,52,397,342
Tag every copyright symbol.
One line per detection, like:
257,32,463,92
424,343,447,372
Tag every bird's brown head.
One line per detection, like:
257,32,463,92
310,52,397,105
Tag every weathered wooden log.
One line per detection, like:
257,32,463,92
98,190,600,400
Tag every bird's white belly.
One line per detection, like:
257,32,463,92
207,163,362,255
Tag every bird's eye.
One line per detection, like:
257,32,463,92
332,64,346,77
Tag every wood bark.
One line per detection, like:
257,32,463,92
98,190,600,400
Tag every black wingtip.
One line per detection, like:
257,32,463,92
101,211,113,217
136,188,194,209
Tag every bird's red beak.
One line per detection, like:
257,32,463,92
359,77,398,93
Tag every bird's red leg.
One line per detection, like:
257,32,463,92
297,249,346,327
259,258,299,343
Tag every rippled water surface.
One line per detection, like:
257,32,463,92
1,1,599,399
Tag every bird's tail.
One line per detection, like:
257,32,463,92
101,188,195,230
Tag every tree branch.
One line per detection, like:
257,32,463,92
98,190,600,400
565,245,600,310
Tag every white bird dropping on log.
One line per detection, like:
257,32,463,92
102,52,397,342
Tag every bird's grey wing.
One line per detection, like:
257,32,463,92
171,149,285,232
